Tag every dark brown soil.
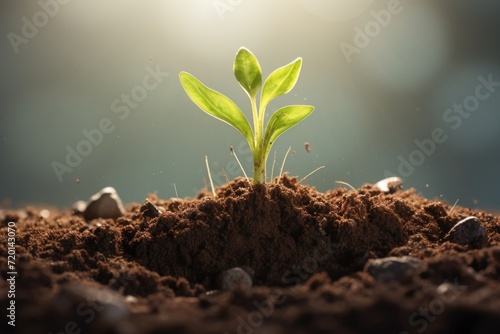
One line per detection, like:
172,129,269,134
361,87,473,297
1,175,500,334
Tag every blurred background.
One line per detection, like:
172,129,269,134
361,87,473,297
1,0,499,211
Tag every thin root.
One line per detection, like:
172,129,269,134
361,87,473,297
205,155,216,197
298,166,325,184
278,147,292,184
335,180,357,192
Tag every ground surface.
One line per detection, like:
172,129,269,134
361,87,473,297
1,176,500,334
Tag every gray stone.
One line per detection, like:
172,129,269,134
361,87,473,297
364,256,423,283
83,187,126,221
445,216,487,248
216,267,253,291
375,176,403,194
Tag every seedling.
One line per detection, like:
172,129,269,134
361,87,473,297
179,47,314,184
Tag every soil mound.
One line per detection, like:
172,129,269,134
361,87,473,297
1,175,500,333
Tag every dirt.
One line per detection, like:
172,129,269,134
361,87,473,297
1,175,500,334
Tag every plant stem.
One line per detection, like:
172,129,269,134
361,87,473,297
251,97,266,183
251,97,260,146
254,147,266,184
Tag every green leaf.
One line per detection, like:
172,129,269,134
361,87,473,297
263,105,314,154
179,71,254,148
260,58,302,111
234,47,262,98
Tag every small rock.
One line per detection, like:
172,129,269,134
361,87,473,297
204,289,221,296
375,176,403,194
364,256,422,283
39,209,51,219
436,282,454,296
444,216,487,249
436,279,468,297
140,199,163,217
124,295,138,304
83,187,126,221
216,267,253,291
72,200,87,214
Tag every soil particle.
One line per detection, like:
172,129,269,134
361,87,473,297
1,175,500,333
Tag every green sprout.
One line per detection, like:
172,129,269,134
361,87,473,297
179,47,314,184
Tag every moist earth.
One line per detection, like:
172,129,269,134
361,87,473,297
1,175,500,333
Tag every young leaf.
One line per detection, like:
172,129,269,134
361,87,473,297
179,71,254,149
234,47,262,98
260,58,302,111
263,105,314,154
